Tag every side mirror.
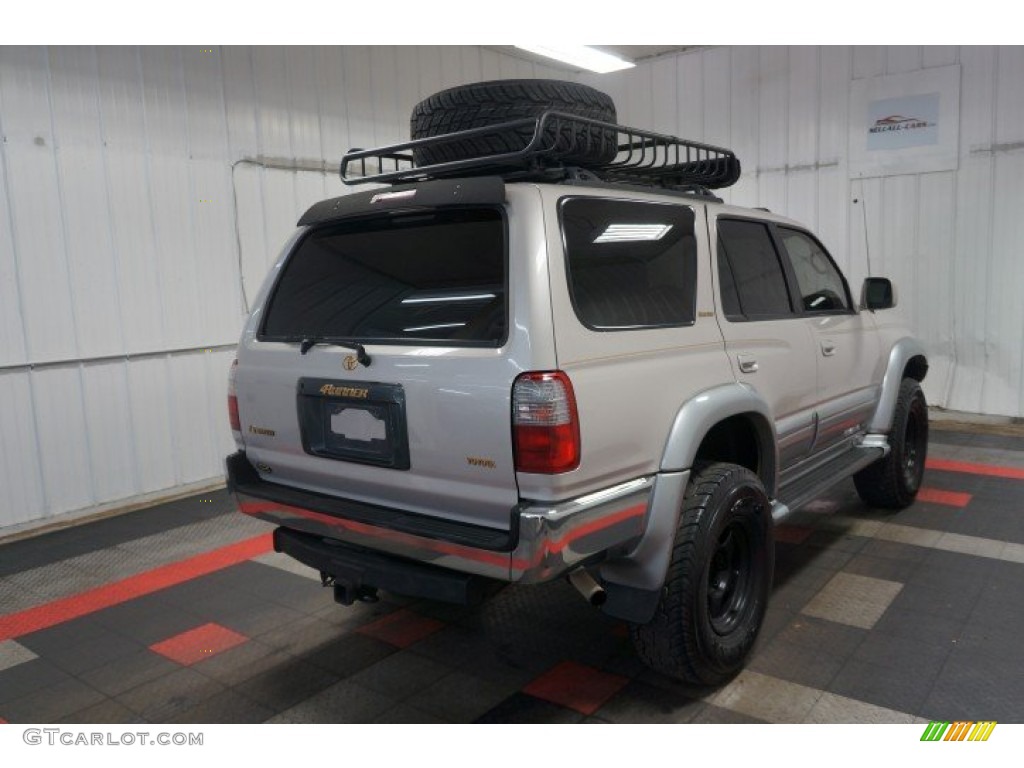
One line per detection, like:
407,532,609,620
862,277,896,311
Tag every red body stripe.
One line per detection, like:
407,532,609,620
926,457,1024,480
0,534,272,642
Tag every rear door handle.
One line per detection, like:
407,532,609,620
821,341,836,357
737,355,759,374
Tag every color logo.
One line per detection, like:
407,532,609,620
921,721,997,742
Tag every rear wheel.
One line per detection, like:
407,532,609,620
854,378,928,509
630,462,773,686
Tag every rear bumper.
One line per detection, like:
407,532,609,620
226,451,652,583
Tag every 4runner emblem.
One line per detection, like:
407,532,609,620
343,355,359,371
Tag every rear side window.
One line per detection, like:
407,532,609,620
261,209,506,346
716,219,794,320
560,198,697,330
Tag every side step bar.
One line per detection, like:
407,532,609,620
774,439,889,519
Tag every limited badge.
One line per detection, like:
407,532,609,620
343,355,359,371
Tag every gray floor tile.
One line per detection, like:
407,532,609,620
802,572,904,629
0,639,38,673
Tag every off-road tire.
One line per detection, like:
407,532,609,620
409,79,618,168
631,462,774,686
854,378,928,509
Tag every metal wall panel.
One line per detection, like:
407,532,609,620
81,361,138,504
3,44,1023,534
614,45,1023,419
0,44,559,531
0,372,45,526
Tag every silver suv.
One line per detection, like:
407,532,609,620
226,80,929,685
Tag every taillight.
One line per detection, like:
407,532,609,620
228,359,241,435
512,371,580,474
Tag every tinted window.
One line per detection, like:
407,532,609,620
262,209,505,345
777,228,851,313
561,199,697,330
717,219,793,319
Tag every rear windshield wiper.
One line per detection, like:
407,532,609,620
298,338,372,367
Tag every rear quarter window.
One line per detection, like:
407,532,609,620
260,208,506,346
559,198,697,330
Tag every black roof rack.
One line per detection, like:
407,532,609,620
340,111,740,192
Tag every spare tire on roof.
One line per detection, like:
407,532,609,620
410,79,618,168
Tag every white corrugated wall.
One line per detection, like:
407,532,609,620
1,45,1022,534
0,45,568,532
580,45,1024,421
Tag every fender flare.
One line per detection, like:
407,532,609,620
598,383,778,623
660,382,778,497
867,338,929,433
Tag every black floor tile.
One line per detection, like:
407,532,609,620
78,649,180,697
474,692,584,723
348,650,452,700
302,632,397,679
828,658,935,715
1,676,107,723
167,688,274,724
594,680,703,723
750,641,846,690
116,667,226,721
270,680,395,723
0,658,73,704
57,696,145,724
19,616,147,675
922,649,1024,722
234,656,340,710
407,669,518,722
90,596,205,645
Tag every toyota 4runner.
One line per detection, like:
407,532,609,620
226,80,929,685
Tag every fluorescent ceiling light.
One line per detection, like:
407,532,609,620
515,45,634,74
594,223,673,243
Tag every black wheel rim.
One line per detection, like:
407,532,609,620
707,508,754,636
902,403,927,491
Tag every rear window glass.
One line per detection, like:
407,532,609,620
261,209,506,346
560,198,697,330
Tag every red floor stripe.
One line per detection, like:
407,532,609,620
0,533,272,642
774,524,814,545
927,457,1024,481
916,487,972,508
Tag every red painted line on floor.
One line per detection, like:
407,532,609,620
150,622,248,666
916,487,972,508
523,660,628,716
0,534,272,642
927,457,1024,481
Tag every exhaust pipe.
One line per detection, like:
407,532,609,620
568,569,606,607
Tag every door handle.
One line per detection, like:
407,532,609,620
821,341,836,357
737,355,759,374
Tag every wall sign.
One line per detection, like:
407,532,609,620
849,65,960,177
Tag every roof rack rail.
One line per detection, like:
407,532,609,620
340,111,740,191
